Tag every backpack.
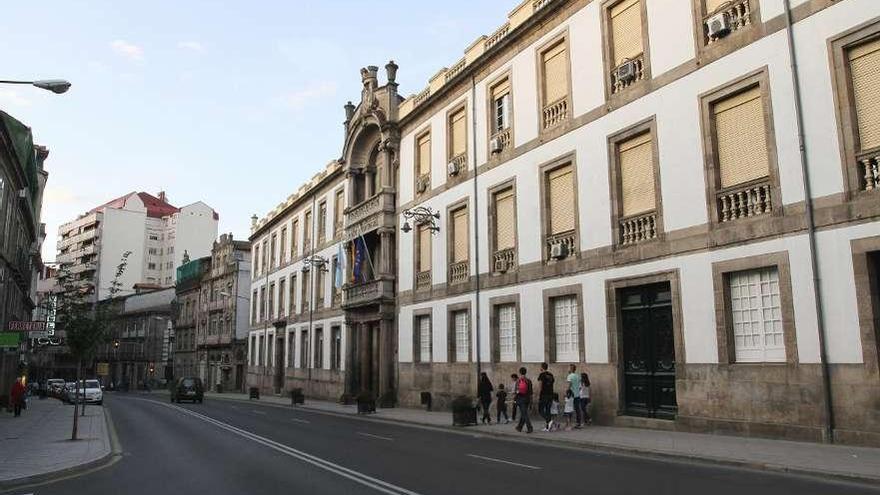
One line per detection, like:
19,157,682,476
517,377,533,399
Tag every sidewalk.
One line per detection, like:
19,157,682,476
0,397,112,486
195,390,880,484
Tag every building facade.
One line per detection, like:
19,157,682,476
173,255,208,381
56,191,219,301
248,0,880,446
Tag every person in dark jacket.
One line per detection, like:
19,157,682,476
514,367,534,433
478,372,494,424
10,377,26,417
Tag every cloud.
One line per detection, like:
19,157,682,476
110,39,144,61
278,81,338,111
178,41,205,53
0,89,31,107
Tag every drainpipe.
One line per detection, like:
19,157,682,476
783,0,835,443
470,76,483,392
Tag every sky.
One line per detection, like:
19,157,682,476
2,0,507,261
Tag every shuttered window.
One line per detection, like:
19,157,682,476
611,0,643,66
291,220,299,257
303,211,312,246
553,296,579,362
454,310,469,363
548,164,576,235
498,304,517,362
849,38,880,151
619,132,656,216
714,86,769,188
301,270,310,313
449,108,467,158
542,41,569,106
418,316,431,363
334,190,345,229
417,133,431,176
491,78,511,133
289,275,297,314
278,279,286,316
494,188,516,250
418,225,431,272
729,267,785,363
452,208,468,263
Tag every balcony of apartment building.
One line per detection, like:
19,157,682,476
344,188,396,240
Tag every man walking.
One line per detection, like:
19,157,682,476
566,364,582,428
537,362,555,431
514,367,533,434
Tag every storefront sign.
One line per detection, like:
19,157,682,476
46,295,57,336
0,332,21,348
7,321,47,332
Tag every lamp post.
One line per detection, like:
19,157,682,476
301,255,329,394
0,79,71,94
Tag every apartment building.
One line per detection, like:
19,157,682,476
56,191,219,300
248,0,880,445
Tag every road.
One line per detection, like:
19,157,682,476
20,393,880,495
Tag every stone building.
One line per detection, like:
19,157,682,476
173,234,251,392
249,0,880,446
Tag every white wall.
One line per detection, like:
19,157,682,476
99,205,146,299
172,202,218,282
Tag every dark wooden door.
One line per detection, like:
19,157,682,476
621,282,677,419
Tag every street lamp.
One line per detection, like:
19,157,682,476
0,79,71,94
400,206,441,234
301,255,329,392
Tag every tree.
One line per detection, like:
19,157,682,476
56,251,130,440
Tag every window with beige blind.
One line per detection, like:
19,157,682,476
547,164,576,235
541,41,569,107
713,86,769,189
289,274,297,315
303,211,313,248
291,219,299,258
610,0,643,66
280,228,287,265
316,268,325,308
618,132,656,217
278,278,286,317
416,132,431,178
334,189,345,234
448,107,467,161
418,224,432,273
451,208,468,263
490,78,511,134
494,187,516,252
318,201,327,242
848,37,880,152
301,270,310,314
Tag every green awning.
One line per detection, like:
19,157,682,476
0,110,37,205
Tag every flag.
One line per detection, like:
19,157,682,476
335,243,344,289
353,238,365,282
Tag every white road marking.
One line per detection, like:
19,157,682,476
251,409,267,415
145,400,421,495
357,432,394,441
467,454,542,470
290,418,311,424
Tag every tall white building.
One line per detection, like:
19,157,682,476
57,191,219,300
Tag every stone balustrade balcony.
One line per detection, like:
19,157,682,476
345,191,397,240
717,179,772,223
856,148,880,192
449,261,469,285
416,270,432,291
448,153,467,176
484,23,510,50
542,97,569,130
705,0,752,45
546,230,577,261
342,277,395,309
619,211,658,246
610,55,645,95
490,128,512,154
493,247,517,274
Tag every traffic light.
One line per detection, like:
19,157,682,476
149,364,155,374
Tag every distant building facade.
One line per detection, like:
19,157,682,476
56,191,219,300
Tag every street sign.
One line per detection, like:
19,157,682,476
0,332,21,348
97,363,110,376
7,321,46,332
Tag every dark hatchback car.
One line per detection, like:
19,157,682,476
171,377,204,404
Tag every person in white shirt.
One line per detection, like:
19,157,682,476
563,389,575,430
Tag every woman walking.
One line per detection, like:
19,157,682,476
478,372,494,425
579,371,592,425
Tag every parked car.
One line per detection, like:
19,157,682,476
46,379,66,398
171,377,204,404
62,382,77,404
61,380,103,405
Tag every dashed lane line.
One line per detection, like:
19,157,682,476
467,454,542,470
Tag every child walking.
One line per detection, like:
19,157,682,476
547,393,560,431
508,373,519,422
563,389,575,430
496,384,509,424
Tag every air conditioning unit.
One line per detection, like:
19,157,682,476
447,161,460,176
616,59,638,84
706,12,731,39
493,258,508,273
489,136,504,155
549,243,568,260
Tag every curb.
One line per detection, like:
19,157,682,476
0,405,122,493
197,392,880,487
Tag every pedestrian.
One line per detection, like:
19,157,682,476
566,364,582,428
563,389,575,429
508,373,519,421
496,384,509,424
478,372,494,425
579,371,592,426
537,362,555,431
549,393,560,431
514,367,534,433
10,377,26,417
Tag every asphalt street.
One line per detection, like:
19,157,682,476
16,393,880,495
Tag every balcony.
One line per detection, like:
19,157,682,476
449,261,469,285
448,153,467,176
545,230,576,261
344,191,396,240
610,55,645,95
856,149,880,192
490,128,512,155
492,247,517,274
619,211,658,246
717,179,772,223
342,277,395,309
542,97,569,130
704,0,752,45
416,270,432,291
484,22,510,50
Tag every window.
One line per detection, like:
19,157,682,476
278,278,286,317
268,283,275,320
417,315,431,363
148,262,157,270
270,234,278,268
250,335,256,365
259,287,266,322
334,189,345,235
497,304,517,362
267,338,274,368
552,296,579,362
331,326,342,370
453,310,469,363
728,267,784,363
848,37,880,192
612,127,660,246
288,331,295,367
416,131,431,194
301,270,310,313
539,38,570,130
490,77,511,135
315,268,325,308
254,245,261,276
303,211,312,249
318,201,327,243
292,219,299,258
251,290,257,324
715,87,769,190
492,186,517,272
262,240,268,273
416,224,432,289
314,328,324,368
448,106,467,168
280,228,287,265
449,207,469,285
544,161,578,261
257,335,264,366
607,0,646,94
299,330,308,368
290,274,297,315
